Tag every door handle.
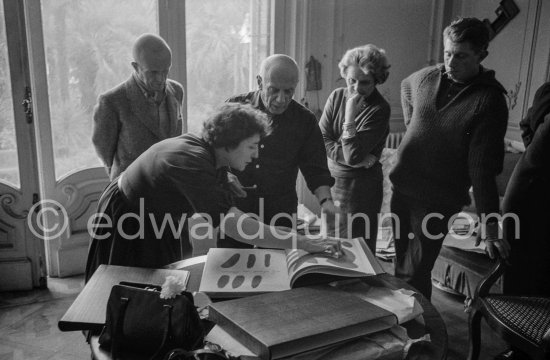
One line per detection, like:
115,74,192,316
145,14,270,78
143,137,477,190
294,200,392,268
32,193,41,213
21,86,33,124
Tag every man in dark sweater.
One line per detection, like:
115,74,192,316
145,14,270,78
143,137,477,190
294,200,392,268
389,17,511,299
225,54,338,243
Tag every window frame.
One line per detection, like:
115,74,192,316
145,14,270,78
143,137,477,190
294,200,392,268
160,0,275,133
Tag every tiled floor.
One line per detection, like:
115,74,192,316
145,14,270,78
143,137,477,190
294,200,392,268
0,276,89,360
0,271,508,360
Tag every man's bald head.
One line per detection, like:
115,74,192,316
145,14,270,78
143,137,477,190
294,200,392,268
132,33,172,64
257,54,299,115
131,34,172,92
259,54,299,86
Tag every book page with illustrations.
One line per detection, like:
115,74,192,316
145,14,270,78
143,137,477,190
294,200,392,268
285,237,379,286
199,249,292,296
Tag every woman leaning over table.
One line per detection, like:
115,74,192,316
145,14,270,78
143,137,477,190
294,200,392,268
85,103,338,281
319,44,390,252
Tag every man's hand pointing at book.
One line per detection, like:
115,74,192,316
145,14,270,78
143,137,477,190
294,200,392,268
297,237,342,256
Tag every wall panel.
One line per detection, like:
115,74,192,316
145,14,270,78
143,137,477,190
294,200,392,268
451,0,546,141
306,0,435,132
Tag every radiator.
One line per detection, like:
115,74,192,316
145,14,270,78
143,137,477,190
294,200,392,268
385,131,405,149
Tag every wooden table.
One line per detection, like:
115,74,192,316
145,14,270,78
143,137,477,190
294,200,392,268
59,257,447,359
57,265,190,332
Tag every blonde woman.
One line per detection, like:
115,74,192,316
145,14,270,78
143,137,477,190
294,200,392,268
319,44,390,252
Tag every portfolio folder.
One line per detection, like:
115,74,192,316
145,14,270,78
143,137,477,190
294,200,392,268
208,285,397,359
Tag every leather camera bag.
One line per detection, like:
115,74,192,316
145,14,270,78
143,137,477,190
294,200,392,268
98,284,204,359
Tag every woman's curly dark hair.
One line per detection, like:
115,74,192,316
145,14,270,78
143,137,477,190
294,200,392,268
202,103,271,149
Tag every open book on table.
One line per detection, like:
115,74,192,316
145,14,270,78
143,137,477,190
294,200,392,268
199,237,384,298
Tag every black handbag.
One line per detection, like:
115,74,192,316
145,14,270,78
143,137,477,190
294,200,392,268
98,283,204,360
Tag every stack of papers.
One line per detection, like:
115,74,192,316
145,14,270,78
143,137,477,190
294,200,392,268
297,203,322,233
205,324,421,360
376,227,395,261
444,212,486,254
448,212,478,236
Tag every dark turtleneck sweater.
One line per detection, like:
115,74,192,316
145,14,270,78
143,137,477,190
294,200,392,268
390,64,508,216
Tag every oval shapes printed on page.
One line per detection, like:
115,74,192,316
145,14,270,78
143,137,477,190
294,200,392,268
264,253,271,267
232,275,245,288
342,241,353,248
220,254,240,268
247,254,256,268
217,275,230,288
251,275,262,288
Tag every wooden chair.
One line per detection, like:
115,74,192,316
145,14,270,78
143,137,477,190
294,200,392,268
467,258,550,360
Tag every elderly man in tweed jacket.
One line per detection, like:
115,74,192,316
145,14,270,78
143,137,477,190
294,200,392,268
92,33,184,180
